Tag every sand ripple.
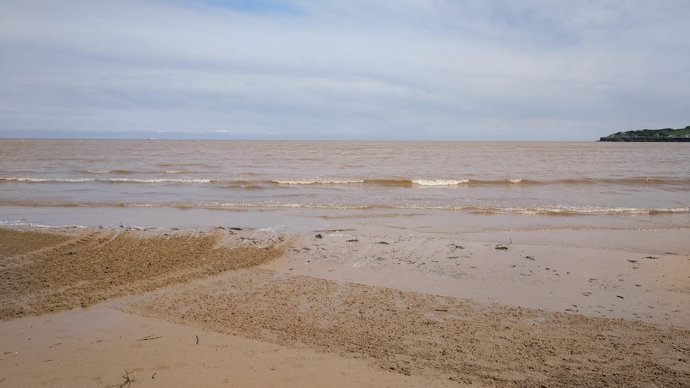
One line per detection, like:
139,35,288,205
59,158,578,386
0,228,282,319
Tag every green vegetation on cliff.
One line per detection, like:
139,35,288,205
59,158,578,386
600,126,690,142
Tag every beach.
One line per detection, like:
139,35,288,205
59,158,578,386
1,222,689,387
3,0,690,384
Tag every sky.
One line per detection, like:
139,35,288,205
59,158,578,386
1,0,689,140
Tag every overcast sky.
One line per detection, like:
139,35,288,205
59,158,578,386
1,0,689,140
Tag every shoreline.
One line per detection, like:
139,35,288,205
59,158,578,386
1,224,689,386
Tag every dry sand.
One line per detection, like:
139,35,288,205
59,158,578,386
1,226,689,387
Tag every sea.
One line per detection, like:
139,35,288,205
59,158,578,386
1,140,689,231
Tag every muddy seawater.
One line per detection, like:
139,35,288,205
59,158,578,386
1,140,688,231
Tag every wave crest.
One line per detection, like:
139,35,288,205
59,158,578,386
273,179,364,185
411,179,469,186
0,177,212,184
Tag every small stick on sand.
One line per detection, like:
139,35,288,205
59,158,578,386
137,335,163,341
196,335,199,345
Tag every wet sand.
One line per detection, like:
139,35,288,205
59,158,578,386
0,305,441,387
270,227,690,328
1,226,689,387
0,228,283,319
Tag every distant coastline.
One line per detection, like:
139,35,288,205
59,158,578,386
600,126,690,142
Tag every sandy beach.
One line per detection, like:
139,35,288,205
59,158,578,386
3,0,690,384
1,225,689,387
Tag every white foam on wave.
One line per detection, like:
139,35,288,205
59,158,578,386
411,179,469,186
110,178,213,184
1,177,95,183
273,179,364,185
198,202,370,210
0,218,87,228
28,224,87,229
481,206,690,216
0,218,27,225
0,177,212,184
9,200,686,216
509,178,523,183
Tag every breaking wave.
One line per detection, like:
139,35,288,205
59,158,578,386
411,179,470,186
273,179,365,185
0,177,212,184
3,200,687,216
1,177,95,183
3,176,689,189
105,178,213,183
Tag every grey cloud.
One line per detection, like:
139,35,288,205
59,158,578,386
1,0,689,140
